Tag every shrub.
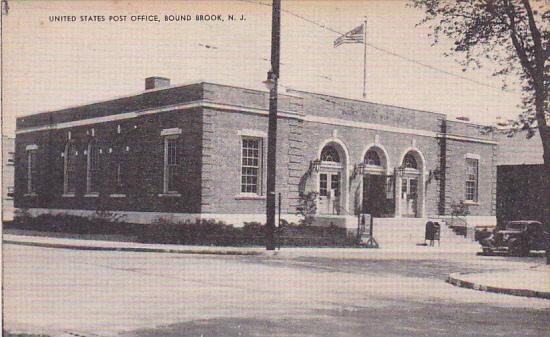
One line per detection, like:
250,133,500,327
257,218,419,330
8,213,357,247
451,200,470,217
296,191,318,225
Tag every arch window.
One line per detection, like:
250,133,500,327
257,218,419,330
364,149,381,166
63,142,78,195
403,153,418,169
320,145,340,163
86,140,101,195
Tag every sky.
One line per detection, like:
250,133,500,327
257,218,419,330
2,0,526,136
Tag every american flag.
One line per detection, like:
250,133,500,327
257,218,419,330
333,24,364,47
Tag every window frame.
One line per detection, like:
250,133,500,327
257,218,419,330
63,141,77,196
465,158,479,203
320,145,341,163
26,148,38,195
162,135,180,195
240,136,263,195
86,139,101,196
364,149,381,167
109,143,128,198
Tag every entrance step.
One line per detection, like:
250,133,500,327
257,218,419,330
370,217,481,251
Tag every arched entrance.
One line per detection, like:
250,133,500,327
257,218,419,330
317,142,347,215
396,149,426,218
361,146,392,217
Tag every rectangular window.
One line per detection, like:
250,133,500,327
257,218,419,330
87,143,100,194
401,178,408,195
116,162,124,190
319,173,328,196
163,137,179,193
465,158,479,202
241,137,262,194
330,173,340,196
26,150,38,194
409,179,418,198
113,151,127,195
385,176,394,200
64,143,77,195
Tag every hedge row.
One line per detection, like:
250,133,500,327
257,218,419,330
7,212,357,247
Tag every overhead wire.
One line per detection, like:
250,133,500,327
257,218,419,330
236,0,519,94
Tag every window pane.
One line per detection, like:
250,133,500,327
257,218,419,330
365,150,381,166
465,159,478,201
27,150,37,194
320,146,340,162
65,143,77,193
241,138,261,194
164,137,179,192
386,177,394,199
331,174,340,196
88,142,100,193
319,174,328,196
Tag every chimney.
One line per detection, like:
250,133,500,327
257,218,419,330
145,77,170,90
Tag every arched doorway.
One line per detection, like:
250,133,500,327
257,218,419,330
361,146,392,217
317,142,347,215
397,150,425,218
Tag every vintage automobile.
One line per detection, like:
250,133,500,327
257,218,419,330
480,220,548,257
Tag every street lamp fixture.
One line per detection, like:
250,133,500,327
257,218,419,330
353,163,366,178
263,70,278,91
428,168,442,181
396,165,406,177
309,159,321,173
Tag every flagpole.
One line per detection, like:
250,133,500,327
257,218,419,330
362,18,367,98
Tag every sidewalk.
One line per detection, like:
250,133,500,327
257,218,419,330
3,231,481,257
2,234,265,256
448,266,550,299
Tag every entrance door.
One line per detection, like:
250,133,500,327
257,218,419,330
319,172,341,214
401,177,418,217
362,175,386,217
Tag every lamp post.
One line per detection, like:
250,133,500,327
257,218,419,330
265,0,280,251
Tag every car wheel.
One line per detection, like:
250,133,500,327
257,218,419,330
509,241,529,257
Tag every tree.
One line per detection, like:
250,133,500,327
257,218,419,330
411,0,549,262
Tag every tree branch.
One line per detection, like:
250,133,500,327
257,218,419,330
503,0,537,80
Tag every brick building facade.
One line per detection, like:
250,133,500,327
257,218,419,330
14,78,498,229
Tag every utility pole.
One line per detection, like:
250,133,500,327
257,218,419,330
265,0,280,251
362,18,367,98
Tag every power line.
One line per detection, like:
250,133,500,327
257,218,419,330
237,0,519,94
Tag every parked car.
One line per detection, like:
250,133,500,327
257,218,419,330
480,220,549,257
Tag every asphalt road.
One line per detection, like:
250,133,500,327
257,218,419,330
3,244,549,337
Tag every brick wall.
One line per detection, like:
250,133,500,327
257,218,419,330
15,108,204,215
443,139,497,216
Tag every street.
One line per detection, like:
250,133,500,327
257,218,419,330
3,244,550,337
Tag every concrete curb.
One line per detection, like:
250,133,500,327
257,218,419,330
3,239,264,256
447,272,550,300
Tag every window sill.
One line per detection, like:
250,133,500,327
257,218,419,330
109,193,127,198
158,193,181,197
463,200,479,206
24,193,38,197
235,194,266,200
62,193,76,198
84,193,99,198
